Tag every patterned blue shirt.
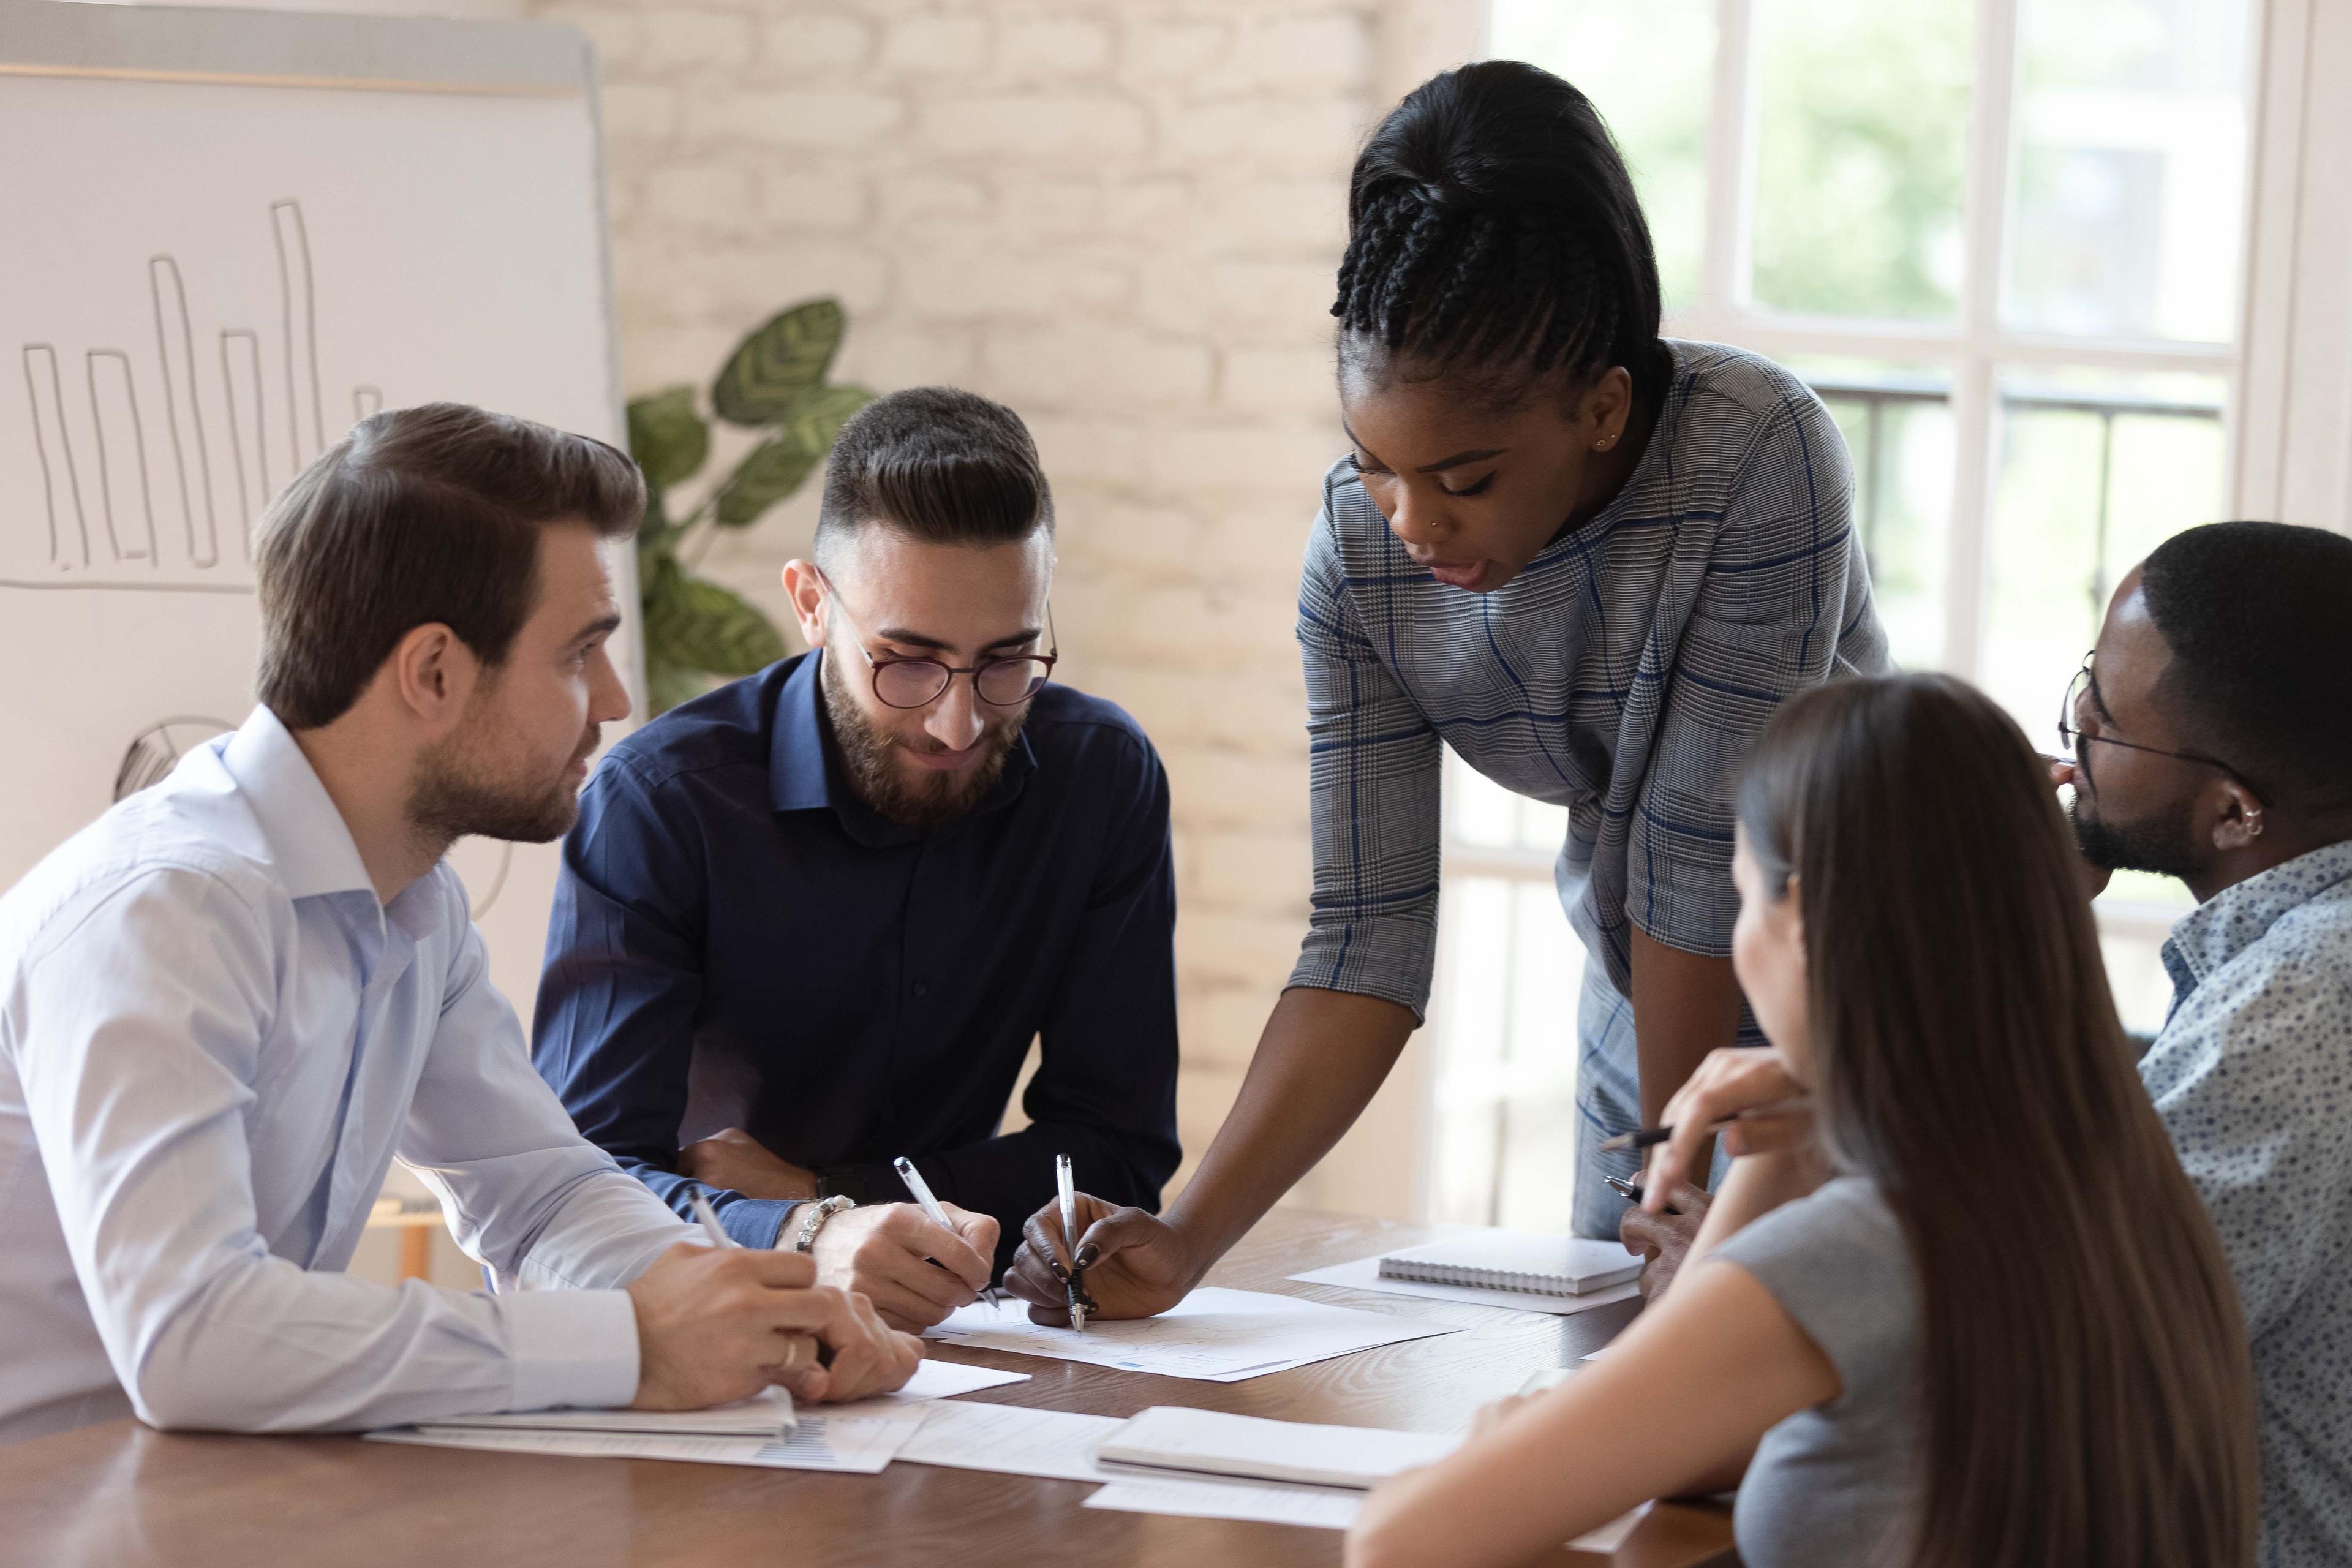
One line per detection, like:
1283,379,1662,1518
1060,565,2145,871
2142,838,2352,1568
1289,339,1889,1015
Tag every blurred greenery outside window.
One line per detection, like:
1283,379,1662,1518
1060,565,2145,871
1432,0,2258,1230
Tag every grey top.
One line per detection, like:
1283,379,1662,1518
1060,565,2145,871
2141,839,2352,1567
1714,1176,1918,1568
1287,339,1887,1018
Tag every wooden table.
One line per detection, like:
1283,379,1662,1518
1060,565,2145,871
0,1208,1735,1567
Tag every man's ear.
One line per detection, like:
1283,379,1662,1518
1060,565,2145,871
385,622,478,729
782,559,827,650
2208,777,2267,852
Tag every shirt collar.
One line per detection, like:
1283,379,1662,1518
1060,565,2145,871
766,650,1040,840
218,706,377,902
2163,839,2352,990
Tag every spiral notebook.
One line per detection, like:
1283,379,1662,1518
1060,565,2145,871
1376,1231,1643,1297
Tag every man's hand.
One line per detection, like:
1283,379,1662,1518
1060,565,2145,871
1620,1180,1711,1300
625,1242,922,1409
1004,1192,1196,1323
676,1127,819,1202
2048,759,2115,900
809,1202,999,1333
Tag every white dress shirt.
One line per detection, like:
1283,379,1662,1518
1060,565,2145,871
0,707,693,1444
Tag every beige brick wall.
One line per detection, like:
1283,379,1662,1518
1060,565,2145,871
541,0,1433,1210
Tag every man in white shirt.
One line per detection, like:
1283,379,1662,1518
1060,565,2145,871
0,402,919,1446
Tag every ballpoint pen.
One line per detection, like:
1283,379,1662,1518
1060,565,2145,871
893,1155,1003,1308
688,1193,797,1435
1596,1096,1813,1155
1055,1153,1088,1332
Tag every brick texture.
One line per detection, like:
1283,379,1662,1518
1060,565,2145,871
541,0,1387,1199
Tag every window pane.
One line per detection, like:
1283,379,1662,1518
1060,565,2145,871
1751,0,1972,320
2005,0,2254,341
1489,0,1714,315
1795,360,1955,669
1979,369,2226,741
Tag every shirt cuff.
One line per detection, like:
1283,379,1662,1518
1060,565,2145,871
721,1196,798,1250
501,1287,641,1413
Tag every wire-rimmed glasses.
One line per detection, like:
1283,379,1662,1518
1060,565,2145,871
819,569,1057,710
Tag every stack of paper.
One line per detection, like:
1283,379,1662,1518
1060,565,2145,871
364,1358,1030,1473
1097,1406,1458,1489
1084,1474,1654,1550
927,1287,1455,1382
368,1406,931,1474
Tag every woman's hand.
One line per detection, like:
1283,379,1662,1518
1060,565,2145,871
1640,1047,1811,1214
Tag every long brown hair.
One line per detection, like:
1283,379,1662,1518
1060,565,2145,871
1738,673,2256,1568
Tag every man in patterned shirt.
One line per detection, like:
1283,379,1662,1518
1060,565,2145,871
2059,520,2352,1567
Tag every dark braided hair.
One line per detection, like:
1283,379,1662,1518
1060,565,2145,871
1334,61,1669,409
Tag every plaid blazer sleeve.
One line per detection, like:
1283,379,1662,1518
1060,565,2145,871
1630,390,1872,956
1286,503,1444,1018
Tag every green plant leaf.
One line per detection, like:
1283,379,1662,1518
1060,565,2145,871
712,385,872,527
644,570,787,677
713,436,823,527
626,387,709,489
712,300,845,426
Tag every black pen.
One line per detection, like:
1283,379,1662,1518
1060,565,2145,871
1596,1096,1812,1155
1607,1173,1693,1216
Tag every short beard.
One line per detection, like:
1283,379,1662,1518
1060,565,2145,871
407,693,594,851
820,649,1022,831
2069,796,2199,881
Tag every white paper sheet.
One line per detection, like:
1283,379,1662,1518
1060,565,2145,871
865,1357,1030,1403
1289,1253,1641,1317
1084,1475,1366,1530
1084,1471,1657,1551
927,1287,1455,1382
898,1400,1124,1483
421,1386,796,1438
401,1357,1024,1441
1098,1406,1458,1489
365,1404,929,1474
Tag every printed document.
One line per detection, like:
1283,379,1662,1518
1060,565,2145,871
928,1287,1453,1382
899,1400,1123,1483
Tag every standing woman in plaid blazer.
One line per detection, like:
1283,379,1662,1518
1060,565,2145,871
1009,59,1889,1320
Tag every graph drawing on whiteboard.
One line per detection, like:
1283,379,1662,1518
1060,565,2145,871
9,199,377,592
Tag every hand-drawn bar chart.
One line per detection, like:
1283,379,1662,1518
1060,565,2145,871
10,199,377,590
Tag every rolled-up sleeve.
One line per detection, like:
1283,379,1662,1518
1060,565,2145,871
1286,505,1443,1018
1631,392,1871,956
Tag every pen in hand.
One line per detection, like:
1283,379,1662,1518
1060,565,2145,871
1596,1096,1812,1155
892,1155,1002,1308
1056,1152,1090,1332
688,1193,799,1433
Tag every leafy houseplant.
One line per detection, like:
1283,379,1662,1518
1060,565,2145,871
627,299,873,715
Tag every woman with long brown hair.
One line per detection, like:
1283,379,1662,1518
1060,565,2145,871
1346,673,2256,1568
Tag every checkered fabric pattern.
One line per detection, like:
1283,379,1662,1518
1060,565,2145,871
1288,339,1892,1017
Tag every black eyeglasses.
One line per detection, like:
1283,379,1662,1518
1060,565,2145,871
818,569,1058,710
2057,652,2262,801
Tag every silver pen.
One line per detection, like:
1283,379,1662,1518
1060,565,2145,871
687,1193,796,1435
1055,1152,1088,1333
894,1155,1003,1308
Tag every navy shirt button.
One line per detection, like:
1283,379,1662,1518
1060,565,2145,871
911,981,931,998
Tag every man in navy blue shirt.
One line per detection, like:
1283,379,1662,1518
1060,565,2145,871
535,388,1180,1331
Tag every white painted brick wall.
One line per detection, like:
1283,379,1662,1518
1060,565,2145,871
541,0,1392,1204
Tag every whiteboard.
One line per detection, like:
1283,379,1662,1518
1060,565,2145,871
0,0,633,1022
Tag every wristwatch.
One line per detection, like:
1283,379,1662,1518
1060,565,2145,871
791,1194,856,1253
